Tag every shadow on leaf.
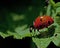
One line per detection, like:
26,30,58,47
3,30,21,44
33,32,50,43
47,41,60,48
35,25,56,38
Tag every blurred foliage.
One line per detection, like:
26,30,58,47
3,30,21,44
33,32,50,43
0,0,60,48
0,0,46,38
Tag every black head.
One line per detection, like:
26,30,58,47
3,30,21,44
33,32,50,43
29,25,34,32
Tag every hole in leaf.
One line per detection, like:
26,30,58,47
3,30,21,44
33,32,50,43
54,34,57,37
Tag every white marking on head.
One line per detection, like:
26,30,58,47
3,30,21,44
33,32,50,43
40,16,43,18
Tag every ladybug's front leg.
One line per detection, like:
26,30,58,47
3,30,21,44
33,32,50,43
37,29,40,32
30,25,37,32
34,28,36,32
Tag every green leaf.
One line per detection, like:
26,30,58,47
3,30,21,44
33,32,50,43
0,25,32,39
50,0,56,7
56,7,60,14
54,16,60,25
50,24,60,47
32,37,51,48
15,25,31,39
32,23,60,48
55,25,60,33
0,32,9,38
52,33,60,47
56,2,60,7
7,31,22,39
46,4,51,16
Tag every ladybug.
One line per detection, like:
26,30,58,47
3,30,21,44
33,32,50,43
30,15,54,32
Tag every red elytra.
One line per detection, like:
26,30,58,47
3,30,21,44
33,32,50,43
33,16,54,29
30,15,54,32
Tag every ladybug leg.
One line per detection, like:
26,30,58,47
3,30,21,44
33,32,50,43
34,28,36,32
37,29,39,31
30,28,32,32
30,27,33,32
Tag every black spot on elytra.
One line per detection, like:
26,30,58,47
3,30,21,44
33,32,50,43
43,24,46,27
48,21,51,25
40,19,42,21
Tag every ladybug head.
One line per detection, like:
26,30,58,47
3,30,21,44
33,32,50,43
29,25,34,32
29,21,40,32
29,21,37,32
